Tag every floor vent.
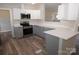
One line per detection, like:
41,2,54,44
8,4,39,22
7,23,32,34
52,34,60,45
35,49,42,54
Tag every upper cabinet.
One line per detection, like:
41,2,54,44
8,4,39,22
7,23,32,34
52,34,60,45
56,3,79,20
13,8,41,20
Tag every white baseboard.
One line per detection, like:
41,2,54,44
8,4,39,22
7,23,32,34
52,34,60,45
0,30,12,32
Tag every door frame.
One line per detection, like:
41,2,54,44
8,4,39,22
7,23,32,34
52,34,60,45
0,8,14,37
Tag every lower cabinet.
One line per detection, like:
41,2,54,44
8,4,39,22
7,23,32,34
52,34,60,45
33,25,44,38
45,34,59,55
38,26,44,38
14,26,23,38
33,25,53,38
33,25,39,35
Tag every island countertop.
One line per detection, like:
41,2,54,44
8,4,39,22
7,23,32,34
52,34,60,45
44,28,78,40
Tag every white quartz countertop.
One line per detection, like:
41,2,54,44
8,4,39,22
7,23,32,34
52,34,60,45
14,21,78,40
30,21,70,29
13,24,22,27
30,21,79,40
44,28,78,40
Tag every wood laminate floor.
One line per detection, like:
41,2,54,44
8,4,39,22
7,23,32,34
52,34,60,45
0,32,47,55
1,31,79,55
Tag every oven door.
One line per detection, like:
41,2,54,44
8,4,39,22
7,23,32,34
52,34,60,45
23,26,33,35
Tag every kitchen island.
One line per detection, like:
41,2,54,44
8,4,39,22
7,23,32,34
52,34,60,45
30,21,79,55
44,28,78,55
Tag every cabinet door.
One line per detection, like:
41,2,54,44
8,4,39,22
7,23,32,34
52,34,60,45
37,26,44,38
39,26,46,38
33,26,44,37
14,27,23,38
13,8,21,19
31,10,41,19
33,25,38,35
43,27,53,38
33,26,53,38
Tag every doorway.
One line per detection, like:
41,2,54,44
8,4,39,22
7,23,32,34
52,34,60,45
0,9,12,46
0,9,11,32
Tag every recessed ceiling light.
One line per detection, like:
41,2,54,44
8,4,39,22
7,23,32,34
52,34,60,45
31,3,36,4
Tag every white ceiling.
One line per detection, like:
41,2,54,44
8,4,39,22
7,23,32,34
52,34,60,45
23,3,42,9
0,3,21,8
0,3,42,9
0,3,61,11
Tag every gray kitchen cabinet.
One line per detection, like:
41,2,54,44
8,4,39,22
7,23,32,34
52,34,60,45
33,25,43,37
33,25,53,38
33,25,39,35
45,34,59,55
44,27,53,31
37,26,44,38
14,26,23,38
40,27,53,38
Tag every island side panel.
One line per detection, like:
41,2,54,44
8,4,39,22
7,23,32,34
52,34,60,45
45,34,59,55
61,36,76,55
